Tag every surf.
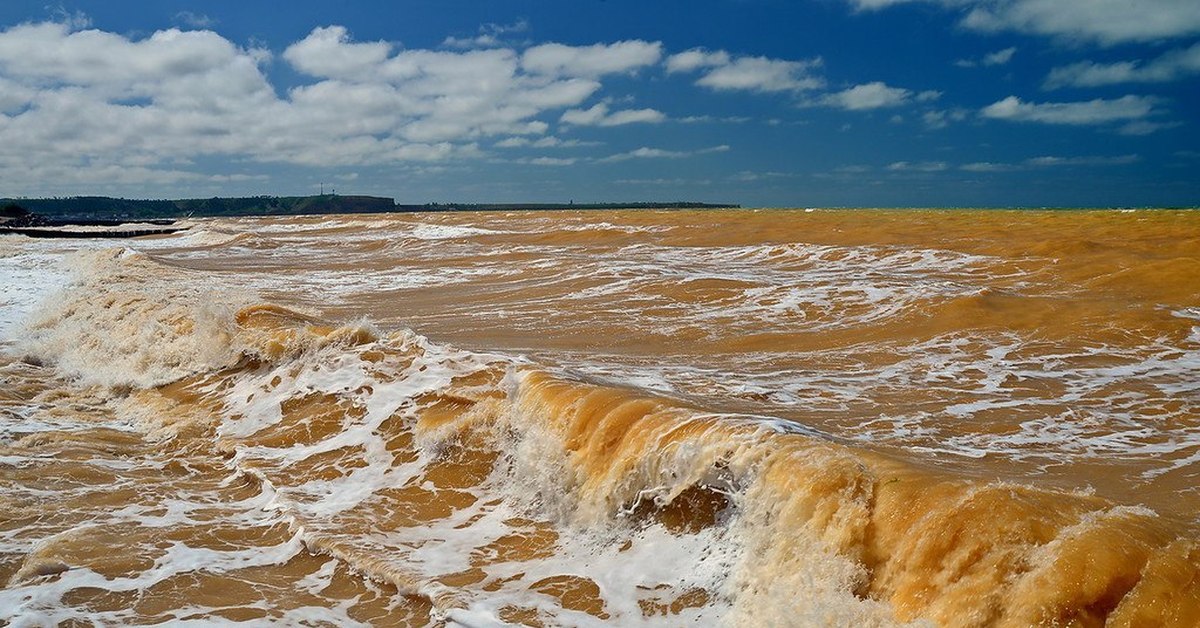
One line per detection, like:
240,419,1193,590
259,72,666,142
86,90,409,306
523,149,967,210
3,237,1197,626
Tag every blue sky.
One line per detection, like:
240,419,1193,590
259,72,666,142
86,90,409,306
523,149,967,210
0,0,1197,207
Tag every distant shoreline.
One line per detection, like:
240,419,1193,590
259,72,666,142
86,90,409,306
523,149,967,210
1,195,741,222
3,197,1195,225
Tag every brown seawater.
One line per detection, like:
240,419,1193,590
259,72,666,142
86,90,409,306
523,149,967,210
1,208,1198,626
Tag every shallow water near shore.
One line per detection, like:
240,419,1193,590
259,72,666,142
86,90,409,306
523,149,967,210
2,208,1198,626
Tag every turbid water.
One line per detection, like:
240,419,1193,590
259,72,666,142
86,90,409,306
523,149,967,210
1,208,1198,626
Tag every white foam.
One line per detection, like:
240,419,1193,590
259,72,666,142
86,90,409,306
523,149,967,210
0,251,73,341
0,528,306,625
561,221,673,234
409,224,507,240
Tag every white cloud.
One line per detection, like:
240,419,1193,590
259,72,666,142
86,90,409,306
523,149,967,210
963,0,1200,45
961,161,1018,172
665,48,730,73
848,0,1200,45
961,154,1140,171
48,8,91,31
283,26,391,80
281,37,600,144
983,47,1017,66
0,76,36,113
695,55,824,93
560,102,666,126
821,82,912,110
922,108,969,129
599,145,729,162
847,0,917,10
536,136,599,148
1025,154,1140,166
980,95,1161,126
730,171,796,182
1116,120,1183,136
443,19,529,49
668,49,824,94
494,137,532,148
616,177,712,186
443,34,501,49
0,22,272,97
677,115,752,124
1044,42,1200,89
495,136,596,148
521,40,662,77
955,47,1016,68
175,12,216,28
0,21,688,194
886,160,949,172
208,173,269,182
523,156,577,166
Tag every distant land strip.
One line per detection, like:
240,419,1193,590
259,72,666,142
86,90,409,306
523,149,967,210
1,195,740,221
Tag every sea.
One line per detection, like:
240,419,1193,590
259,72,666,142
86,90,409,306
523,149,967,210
1,208,1197,626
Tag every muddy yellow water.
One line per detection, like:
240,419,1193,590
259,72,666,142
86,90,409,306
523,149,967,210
1,208,1198,626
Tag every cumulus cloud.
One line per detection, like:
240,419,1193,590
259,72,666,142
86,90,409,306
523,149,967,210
848,0,1200,45
669,48,824,93
521,40,662,77
980,95,1161,126
280,27,611,145
282,25,391,80
0,21,271,97
0,76,36,113
1044,42,1200,89
0,20,696,192
695,56,824,92
962,0,1200,45
0,20,288,189
820,82,913,110
560,102,666,126
665,48,730,73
